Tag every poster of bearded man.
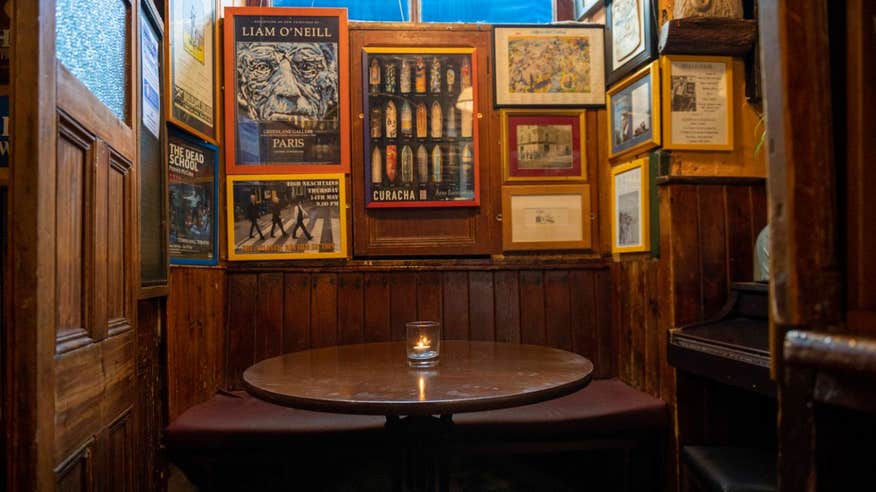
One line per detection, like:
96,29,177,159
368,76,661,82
224,8,349,174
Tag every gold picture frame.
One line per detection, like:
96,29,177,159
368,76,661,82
661,55,734,151
501,184,592,251
606,60,661,160
500,109,588,183
610,157,650,253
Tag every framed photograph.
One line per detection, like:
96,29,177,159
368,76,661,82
168,127,219,266
226,174,347,261
492,25,606,108
610,157,650,253
224,8,349,174
661,55,734,151
167,0,218,143
362,47,479,208
501,184,592,251
604,0,657,86
606,60,660,159
500,109,587,182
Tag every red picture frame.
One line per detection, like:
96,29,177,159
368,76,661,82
501,110,587,182
223,7,349,175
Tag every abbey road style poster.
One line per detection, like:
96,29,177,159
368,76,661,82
224,8,350,174
226,174,347,260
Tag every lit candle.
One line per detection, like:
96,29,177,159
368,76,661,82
413,335,431,353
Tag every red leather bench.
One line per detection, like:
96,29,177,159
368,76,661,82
165,378,667,491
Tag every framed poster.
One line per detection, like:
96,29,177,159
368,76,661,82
362,47,479,208
224,8,349,174
610,157,650,253
661,55,734,151
168,128,218,265
226,174,347,260
501,184,592,251
167,0,218,143
492,25,605,108
500,109,587,182
606,60,660,159
604,0,657,86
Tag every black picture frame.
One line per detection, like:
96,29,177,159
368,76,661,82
604,0,658,87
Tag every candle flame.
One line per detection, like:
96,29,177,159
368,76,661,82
414,335,431,349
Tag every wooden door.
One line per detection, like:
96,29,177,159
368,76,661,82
6,0,147,490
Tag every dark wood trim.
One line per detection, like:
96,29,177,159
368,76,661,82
784,330,876,377
656,176,766,186
225,257,609,273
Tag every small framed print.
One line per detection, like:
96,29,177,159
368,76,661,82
224,8,349,174
502,184,592,251
168,128,219,266
226,174,348,261
492,25,606,107
661,55,734,151
604,0,657,86
607,60,660,159
167,0,219,143
500,110,587,182
610,157,650,254
362,47,480,208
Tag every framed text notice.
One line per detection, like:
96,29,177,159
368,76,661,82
362,47,480,208
226,174,347,261
493,25,605,108
168,127,218,266
168,0,218,143
224,8,349,174
661,55,734,151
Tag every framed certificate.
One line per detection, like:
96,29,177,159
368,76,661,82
493,25,606,107
224,8,350,174
166,0,218,143
606,61,660,159
610,157,650,253
661,55,734,151
500,109,587,182
501,184,592,251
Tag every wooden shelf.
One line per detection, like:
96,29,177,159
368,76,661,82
660,17,758,56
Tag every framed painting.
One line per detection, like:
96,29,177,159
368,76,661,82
604,0,657,86
362,47,480,208
501,184,592,251
168,127,219,266
226,173,347,260
224,8,349,174
492,25,606,108
610,157,650,253
661,55,734,151
606,60,660,159
500,109,587,182
166,0,219,143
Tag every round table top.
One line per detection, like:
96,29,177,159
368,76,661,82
243,341,594,416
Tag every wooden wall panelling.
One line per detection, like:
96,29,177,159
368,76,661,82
493,271,520,344
724,185,757,282
283,273,311,352
668,185,703,326
570,270,599,373
442,272,470,340
226,274,257,389
544,270,572,352
255,272,283,361
518,271,546,346
311,273,339,348
337,273,365,345
594,268,616,379
363,273,391,343
416,271,444,327
698,186,729,319
137,297,165,489
389,273,417,341
167,268,225,420
469,271,495,341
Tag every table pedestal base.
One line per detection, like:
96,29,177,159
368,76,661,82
386,414,454,492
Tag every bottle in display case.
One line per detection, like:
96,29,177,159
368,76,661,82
461,58,471,89
401,101,413,137
369,58,381,94
371,147,382,184
446,105,457,138
385,100,397,139
384,61,397,93
430,57,442,93
430,101,442,139
460,107,473,138
460,143,473,194
400,58,412,93
431,145,443,183
401,145,414,183
370,105,382,138
416,144,429,183
445,146,458,184
416,102,428,138
446,62,456,94
385,145,398,183
415,57,426,93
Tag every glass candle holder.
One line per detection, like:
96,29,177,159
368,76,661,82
406,321,441,368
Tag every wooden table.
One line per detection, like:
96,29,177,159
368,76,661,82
243,340,594,491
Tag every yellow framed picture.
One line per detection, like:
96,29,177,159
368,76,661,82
661,55,734,151
501,184,592,251
607,61,661,160
226,174,348,261
500,109,588,183
610,157,650,253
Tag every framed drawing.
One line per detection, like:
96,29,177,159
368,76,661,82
168,127,219,266
167,0,218,143
362,47,480,208
224,8,349,174
610,157,650,253
606,60,660,159
226,173,347,261
501,184,592,251
500,109,587,182
661,55,734,151
604,0,657,86
492,25,606,108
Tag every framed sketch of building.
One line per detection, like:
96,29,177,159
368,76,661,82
610,157,650,253
223,8,349,174
501,184,592,251
500,109,587,182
